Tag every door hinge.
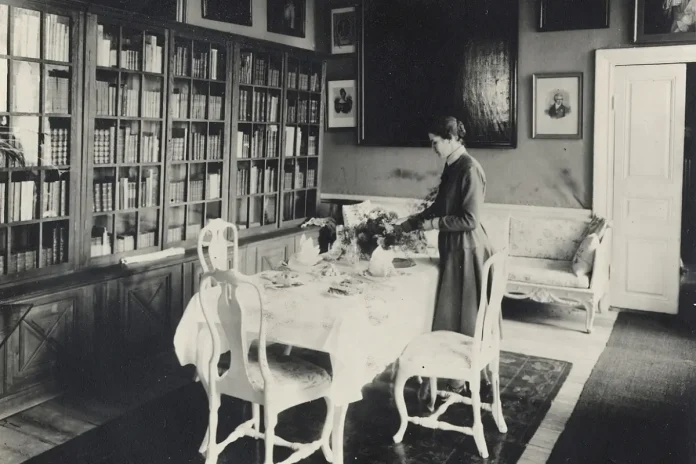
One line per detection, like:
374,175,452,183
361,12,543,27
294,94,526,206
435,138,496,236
611,95,615,111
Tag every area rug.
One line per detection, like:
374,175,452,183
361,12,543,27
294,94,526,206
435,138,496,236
548,311,696,464
25,351,571,464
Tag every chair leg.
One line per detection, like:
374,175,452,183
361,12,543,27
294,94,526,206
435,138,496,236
584,299,598,334
252,403,260,431
392,366,410,443
490,357,507,433
204,392,221,464
470,373,489,459
264,407,278,464
321,397,335,462
428,377,437,412
283,345,293,356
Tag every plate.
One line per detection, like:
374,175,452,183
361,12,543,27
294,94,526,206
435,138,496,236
392,257,416,269
267,281,304,289
359,269,395,281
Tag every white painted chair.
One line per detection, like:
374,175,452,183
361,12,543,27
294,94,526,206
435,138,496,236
392,249,509,459
197,269,335,464
197,218,239,272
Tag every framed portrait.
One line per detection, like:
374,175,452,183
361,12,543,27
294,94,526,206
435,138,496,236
267,0,306,38
634,0,696,44
331,6,356,54
201,0,252,26
532,72,583,139
327,80,356,129
538,0,610,31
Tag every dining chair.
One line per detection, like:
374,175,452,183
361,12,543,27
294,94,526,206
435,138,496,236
392,249,509,459
197,269,335,464
197,218,239,273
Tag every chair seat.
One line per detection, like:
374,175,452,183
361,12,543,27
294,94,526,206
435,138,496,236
400,331,489,372
247,349,331,391
508,257,590,289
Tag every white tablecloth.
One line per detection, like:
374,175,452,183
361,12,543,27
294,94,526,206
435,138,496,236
173,255,439,405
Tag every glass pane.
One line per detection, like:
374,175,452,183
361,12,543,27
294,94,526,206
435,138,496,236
287,58,298,89
250,160,263,194
191,82,207,119
236,197,248,229
173,39,190,77
240,51,252,85
138,209,158,249
267,124,280,158
238,88,250,121
169,164,186,204
0,59,7,112
167,205,185,242
310,63,321,92
143,32,163,74
42,169,68,218
45,65,71,114
12,60,40,113
41,219,68,267
308,126,319,156
190,163,204,201
208,124,223,160
120,74,140,117
45,13,70,62
141,121,161,163
96,23,118,67
91,215,113,257
186,203,203,240
250,196,262,228
206,162,222,200
12,116,40,166
210,45,224,81
142,75,162,118
94,120,116,165
283,160,294,191
9,170,38,222
295,158,306,189
11,8,40,59
140,166,159,207
306,189,317,218
115,212,136,252
96,70,117,116
263,195,276,225
205,200,221,224
120,28,142,71
236,160,250,195
191,123,205,160
209,82,224,120
171,122,188,161
265,159,278,193
192,41,209,79
118,120,139,163
0,171,7,223
93,167,115,212
0,5,8,56
116,166,138,210
269,54,282,87
282,192,293,221
171,79,190,119
294,190,306,219
9,223,39,273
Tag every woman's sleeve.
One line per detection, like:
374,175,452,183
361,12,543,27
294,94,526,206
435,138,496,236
434,167,483,232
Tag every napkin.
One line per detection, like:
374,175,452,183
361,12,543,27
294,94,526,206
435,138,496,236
291,234,321,266
368,246,395,277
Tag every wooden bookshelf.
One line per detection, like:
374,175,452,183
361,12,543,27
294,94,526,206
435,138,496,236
233,47,284,234
0,3,81,277
84,14,167,262
165,33,231,246
281,55,323,227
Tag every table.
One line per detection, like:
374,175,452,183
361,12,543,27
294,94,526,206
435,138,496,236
173,255,439,463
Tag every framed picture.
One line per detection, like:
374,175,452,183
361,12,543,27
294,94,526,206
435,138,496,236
201,0,252,26
267,0,306,38
634,0,696,44
331,6,356,54
539,0,610,31
532,72,583,139
327,80,356,129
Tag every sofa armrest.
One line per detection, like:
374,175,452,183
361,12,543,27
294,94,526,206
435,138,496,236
589,227,612,292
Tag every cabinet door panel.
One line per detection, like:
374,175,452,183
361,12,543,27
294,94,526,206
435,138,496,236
255,239,291,272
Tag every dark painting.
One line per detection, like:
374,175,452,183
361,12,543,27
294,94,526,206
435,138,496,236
202,0,252,26
635,0,696,43
267,0,306,38
359,0,518,148
538,0,610,31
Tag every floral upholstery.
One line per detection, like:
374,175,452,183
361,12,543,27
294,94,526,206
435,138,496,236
399,331,479,371
509,217,588,260
246,347,331,391
342,201,374,227
508,256,590,289
480,212,511,252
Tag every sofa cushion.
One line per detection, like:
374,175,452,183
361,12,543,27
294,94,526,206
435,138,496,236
509,217,588,261
508,257,590,289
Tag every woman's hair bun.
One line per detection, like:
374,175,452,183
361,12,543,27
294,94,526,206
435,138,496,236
428,116,467,141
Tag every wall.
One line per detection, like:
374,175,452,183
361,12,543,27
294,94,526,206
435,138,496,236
320,0,634,209
184,0,317,50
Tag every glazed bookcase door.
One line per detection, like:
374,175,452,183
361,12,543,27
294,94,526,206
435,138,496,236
232,46,284,236
165,32,231,248
83,14,168,264
281,55,323,227
0,2,82,281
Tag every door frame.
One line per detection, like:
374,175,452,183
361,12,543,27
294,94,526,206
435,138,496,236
593,45,696,220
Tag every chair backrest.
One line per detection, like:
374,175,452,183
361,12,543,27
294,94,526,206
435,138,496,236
198,269,273,392
472,248,509,357
197,218,239,272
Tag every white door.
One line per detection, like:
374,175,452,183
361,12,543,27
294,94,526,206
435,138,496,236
611,63,686,313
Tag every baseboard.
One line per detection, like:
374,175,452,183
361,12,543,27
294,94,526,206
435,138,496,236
0,382,63,420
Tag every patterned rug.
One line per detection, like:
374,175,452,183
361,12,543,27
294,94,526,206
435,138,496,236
25,351,571,464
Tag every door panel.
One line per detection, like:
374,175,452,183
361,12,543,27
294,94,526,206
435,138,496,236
612,64,686,313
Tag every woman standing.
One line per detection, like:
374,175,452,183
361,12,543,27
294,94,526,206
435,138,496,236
396,116,495,390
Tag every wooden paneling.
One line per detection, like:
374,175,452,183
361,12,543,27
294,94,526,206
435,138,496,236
253,239,291,273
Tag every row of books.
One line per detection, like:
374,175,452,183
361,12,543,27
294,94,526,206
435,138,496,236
167,223,203,242
173,46,222,80
287,100,320,124
239,53,281,87
94,127,160,164
46,76,70,113
6,9,70,62
239,90,280,123
169,173,221,203
3,226,67,273
41,179,68,218
236,165,277,196
283,166,317,190
92,174,159,212
170,92,223,120
287,71,320,92
236,126,280,159
115,88,161,118
284,126,303,158
96,26,163,73
170,129,223,161
7,181,37,222
44,14,71,62
46,127,70,165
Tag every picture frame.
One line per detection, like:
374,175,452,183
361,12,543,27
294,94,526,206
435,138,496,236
267,0,306,38
201,0,252,26
538,0,610,31
532,72,583,139
327,80,357,130
331,6,356,54
634,0,696,44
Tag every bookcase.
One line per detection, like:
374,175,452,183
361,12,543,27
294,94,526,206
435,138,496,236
166,32,231,247
0,3,80,277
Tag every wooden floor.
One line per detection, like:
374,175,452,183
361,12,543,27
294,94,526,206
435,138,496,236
0,303,618,464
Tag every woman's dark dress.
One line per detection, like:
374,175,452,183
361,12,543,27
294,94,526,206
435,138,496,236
416,154,494,336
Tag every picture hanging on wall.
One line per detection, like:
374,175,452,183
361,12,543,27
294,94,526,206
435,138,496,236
267,0,306,38
201,0,252,26
327,80,356,129
532,72,583,139
634,0,696,44
538,0,610,31
331,6,356,54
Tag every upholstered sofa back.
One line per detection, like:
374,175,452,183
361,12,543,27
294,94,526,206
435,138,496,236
508,217,587,261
